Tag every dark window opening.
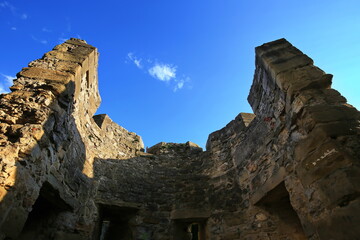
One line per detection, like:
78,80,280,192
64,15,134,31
190,223,199,240
257,182,307,240
97,204,138,240
173,220,206,240
86,70,90,88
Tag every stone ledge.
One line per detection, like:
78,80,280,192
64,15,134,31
251,167,287,205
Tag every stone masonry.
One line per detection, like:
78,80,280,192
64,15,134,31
0,38,359,240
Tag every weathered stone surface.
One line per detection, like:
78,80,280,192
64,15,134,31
0,38,143,240
17,67,73,83
1,38,359,240
147,141,202,155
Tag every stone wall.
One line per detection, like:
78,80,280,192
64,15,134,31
201,39,360,240
93,142,204,239
0,39,143,240
0,38,359,240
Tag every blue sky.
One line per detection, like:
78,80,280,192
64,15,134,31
1,1,359,149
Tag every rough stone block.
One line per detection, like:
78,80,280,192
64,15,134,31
267,55,313,80
315,199,360,239
314,167,360,208
255,38,292,58
304,104,360,124
44,50,87,64
276,65,331,92
65,38,96,49
296,141,353,186
18,67,73,83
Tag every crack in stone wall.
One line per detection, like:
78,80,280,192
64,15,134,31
0,38,359,240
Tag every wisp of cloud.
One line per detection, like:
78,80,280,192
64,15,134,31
148,64,176,82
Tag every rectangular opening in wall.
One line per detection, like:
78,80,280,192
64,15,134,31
173,219,206,240
97,204,138,240
256,181,307,240
190,223,199,240
86,70,90,88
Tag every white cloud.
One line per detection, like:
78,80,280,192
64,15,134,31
148,63,176,82
174,80,184,92
0,74,15,94
127,53,143,69
173,77,191,92
11,26,16,30
21,13,27,19
134,59,141,68
125,52,190,92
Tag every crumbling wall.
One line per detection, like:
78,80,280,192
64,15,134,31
0,39,143,240
0,38,359,240
93,142,204,239
202,39,360,240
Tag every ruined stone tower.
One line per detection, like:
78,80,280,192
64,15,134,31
0,38,359,240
